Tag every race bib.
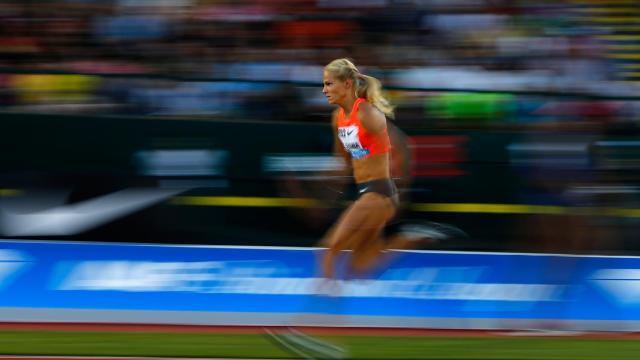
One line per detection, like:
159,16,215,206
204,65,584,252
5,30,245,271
338,126,370,159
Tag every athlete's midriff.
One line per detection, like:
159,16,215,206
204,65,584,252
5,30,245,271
352,152,390,184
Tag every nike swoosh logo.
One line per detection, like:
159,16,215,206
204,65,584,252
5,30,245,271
0,188,186,236
347,130,355,135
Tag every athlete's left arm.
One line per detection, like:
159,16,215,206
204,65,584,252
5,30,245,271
358,102,387,134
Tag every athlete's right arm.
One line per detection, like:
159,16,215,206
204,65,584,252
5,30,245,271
305,110,350,200
331,108,351,170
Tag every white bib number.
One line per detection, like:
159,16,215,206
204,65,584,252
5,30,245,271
338,126,370,159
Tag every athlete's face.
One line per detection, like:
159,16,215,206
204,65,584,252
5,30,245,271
322,71,352,105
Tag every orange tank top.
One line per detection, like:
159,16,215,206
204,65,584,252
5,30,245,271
336,98,391,160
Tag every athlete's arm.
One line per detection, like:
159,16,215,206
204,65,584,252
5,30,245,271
331,108,351,166
314,109,352,198
357,101,387,134
387,120,413,202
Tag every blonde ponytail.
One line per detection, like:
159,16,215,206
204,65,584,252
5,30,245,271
355,73,395,119
324,58,395,119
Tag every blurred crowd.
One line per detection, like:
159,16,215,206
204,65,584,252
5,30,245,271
0,0,638,128
0,0,639,254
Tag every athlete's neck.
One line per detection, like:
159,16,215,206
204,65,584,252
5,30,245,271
338,96,358,117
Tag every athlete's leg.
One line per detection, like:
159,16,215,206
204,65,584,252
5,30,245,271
321,192,396,278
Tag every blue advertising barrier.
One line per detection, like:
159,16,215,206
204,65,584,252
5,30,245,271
0,240,639,331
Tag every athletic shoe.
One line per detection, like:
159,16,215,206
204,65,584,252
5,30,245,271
264,327,347,359
399,221,468,243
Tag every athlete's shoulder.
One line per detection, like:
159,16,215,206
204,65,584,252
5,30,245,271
357,100,386,133
358,100,384,119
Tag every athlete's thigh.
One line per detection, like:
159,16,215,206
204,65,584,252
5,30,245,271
324,192,395,249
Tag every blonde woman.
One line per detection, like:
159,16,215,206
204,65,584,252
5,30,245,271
265,60,464,359
320,58,459,278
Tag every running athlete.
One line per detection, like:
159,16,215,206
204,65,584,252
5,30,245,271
320,58,457,278
265,59,464,360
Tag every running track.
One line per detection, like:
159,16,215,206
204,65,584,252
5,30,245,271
1,322,639,339
1,323,639,360
0,357,285,360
